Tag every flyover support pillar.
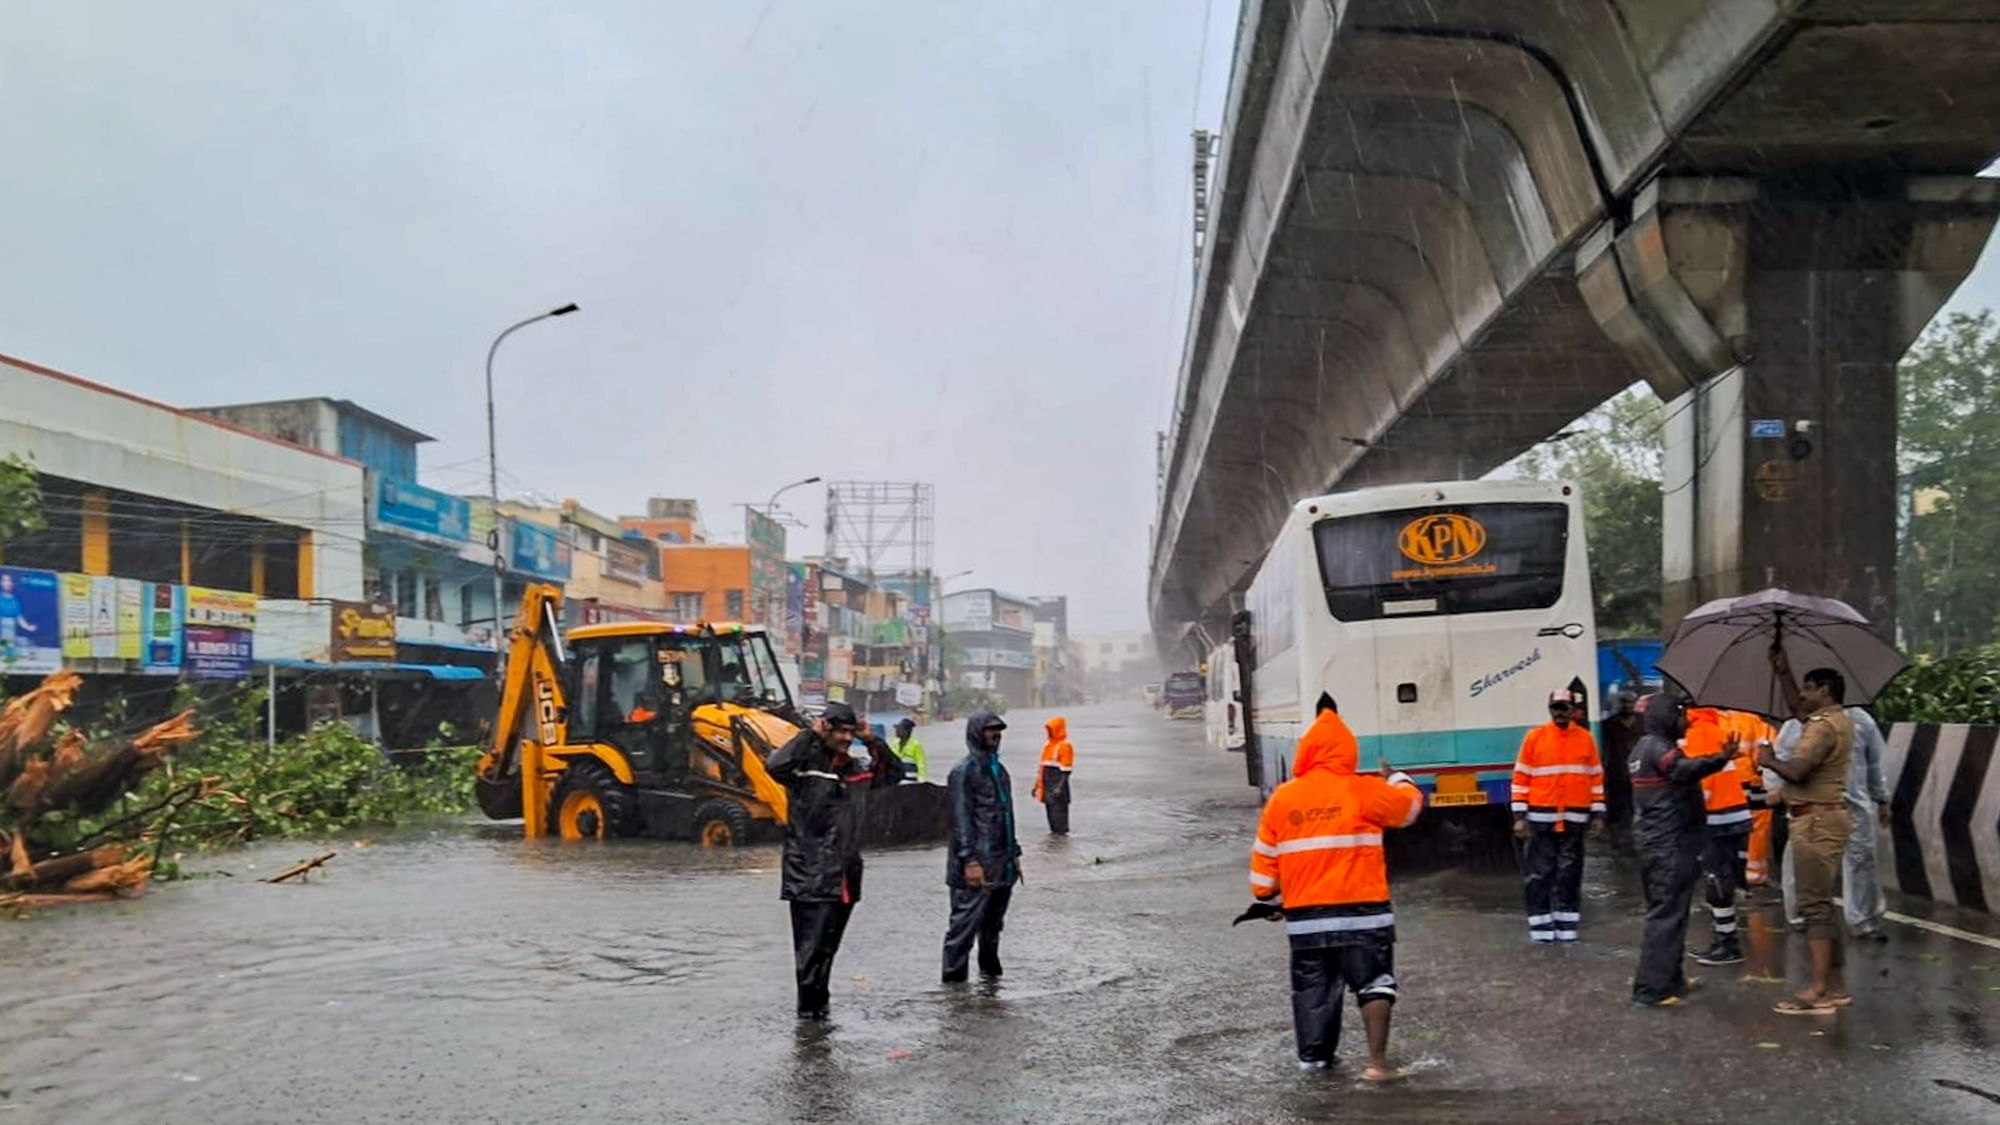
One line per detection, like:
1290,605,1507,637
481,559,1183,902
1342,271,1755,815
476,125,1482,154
1578,175,2000,631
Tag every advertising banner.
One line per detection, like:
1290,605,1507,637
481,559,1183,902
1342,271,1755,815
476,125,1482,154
330,600,397,662
186,587,258,630
185,625,253,680
89,576,117,658
185,586,256,680
116,579,143,661
60,573,91,659
507,518,571,581
745,508,787,643
142,583,184,673
373,476,472,542
0,566,62,674
785,564,805,658
894,682,923,707
942,590,993,631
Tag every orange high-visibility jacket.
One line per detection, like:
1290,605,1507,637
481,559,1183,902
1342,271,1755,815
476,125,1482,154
1688,708,1751,831
1032,716,1074,803
1250,710,1423,939
1724,711,1774,803
1509,721,1604,831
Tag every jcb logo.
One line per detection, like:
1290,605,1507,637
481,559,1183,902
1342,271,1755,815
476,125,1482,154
534,680,559,743
1398,513,1487,566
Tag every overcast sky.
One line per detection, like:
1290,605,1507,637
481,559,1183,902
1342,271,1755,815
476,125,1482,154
0,1,1239,634
4,5,1998,635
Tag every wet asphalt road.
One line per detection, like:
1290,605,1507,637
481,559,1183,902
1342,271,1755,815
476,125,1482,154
5,702,2000,1123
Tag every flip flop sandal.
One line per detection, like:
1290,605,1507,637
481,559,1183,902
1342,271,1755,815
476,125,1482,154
1773,998,1838,1016
1821,994,1854,1007
1361,1066,1410,1084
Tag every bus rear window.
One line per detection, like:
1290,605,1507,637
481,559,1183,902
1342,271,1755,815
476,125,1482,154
1313,503,1569,621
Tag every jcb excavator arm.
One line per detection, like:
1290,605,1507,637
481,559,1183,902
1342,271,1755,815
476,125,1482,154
474,583,571,833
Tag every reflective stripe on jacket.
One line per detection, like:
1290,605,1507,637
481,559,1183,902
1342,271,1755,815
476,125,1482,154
1688,709,1751,832
1510,721,1603,830
1249,709,1422,941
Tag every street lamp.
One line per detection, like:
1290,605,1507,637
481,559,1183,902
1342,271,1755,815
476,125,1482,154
485,302,579,654
764,475,822,515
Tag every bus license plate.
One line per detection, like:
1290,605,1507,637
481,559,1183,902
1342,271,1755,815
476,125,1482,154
1431,773,1487,807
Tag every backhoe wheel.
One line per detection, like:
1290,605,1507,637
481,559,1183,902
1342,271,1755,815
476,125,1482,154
693,799,754,848
548,761,637,840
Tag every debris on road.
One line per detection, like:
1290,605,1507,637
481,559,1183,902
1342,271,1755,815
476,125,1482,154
262,852,339,884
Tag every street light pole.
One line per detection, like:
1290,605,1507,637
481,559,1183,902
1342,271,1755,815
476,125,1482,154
764,475,823,516
485,302,578,655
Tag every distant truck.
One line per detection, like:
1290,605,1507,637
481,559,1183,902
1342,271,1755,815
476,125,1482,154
1163,672,1204,719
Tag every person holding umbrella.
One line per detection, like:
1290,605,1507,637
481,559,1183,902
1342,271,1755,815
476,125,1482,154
1655,589,1904,1014
1757,659,1857,1015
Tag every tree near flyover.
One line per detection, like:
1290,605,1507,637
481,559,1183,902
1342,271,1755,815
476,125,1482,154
1513,388,1665,639
0,453,43,548
1897,310,2000,657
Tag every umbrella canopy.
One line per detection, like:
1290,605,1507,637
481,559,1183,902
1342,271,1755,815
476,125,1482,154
1656,588,1908,719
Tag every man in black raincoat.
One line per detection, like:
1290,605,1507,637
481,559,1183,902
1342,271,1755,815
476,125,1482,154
767,701,900,1020
1629,694,1742,1006
942,709,1022,983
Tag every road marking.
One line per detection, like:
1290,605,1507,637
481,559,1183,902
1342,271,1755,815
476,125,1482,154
1882,908,2000,952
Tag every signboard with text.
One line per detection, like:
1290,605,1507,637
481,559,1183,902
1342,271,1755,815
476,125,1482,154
745,509,788,649
330,600,397,662
142,583,184,674
0,566,62,674
185,587,257,681
374,476,472,542
507,518,572,581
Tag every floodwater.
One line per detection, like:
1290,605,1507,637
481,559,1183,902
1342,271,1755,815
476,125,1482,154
4,703,2000,1123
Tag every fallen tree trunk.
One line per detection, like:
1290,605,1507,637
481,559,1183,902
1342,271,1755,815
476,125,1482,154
0,891,118,911
1,844,125,891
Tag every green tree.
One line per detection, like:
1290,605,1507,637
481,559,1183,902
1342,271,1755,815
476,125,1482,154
1898,310,2000,656
0,453,43,547
1514,388,1665,638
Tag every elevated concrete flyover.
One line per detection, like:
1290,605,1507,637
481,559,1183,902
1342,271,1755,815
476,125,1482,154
1153,0,2000,642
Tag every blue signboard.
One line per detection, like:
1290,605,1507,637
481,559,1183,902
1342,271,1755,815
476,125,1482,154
1750,419,1787,439
508,518,571,581
374,475,472,542
0,566,62,674
142,583,185,674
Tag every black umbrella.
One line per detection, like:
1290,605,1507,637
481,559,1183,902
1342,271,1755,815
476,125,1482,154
1656,588,1907,719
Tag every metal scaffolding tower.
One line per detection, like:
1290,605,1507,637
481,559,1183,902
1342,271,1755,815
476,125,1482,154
823,481,934,580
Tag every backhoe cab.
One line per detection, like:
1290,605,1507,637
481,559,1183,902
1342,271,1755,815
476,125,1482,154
474,584,798,845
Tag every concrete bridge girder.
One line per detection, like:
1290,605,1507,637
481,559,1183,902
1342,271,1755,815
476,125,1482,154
1154,0,2000,636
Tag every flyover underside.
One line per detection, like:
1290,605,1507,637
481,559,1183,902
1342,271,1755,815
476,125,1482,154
1153,0,2000,635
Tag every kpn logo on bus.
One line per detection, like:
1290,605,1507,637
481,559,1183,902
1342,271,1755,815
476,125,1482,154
1393,513,1499,579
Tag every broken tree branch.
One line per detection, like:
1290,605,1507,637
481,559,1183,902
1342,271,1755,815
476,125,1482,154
262,852,338,884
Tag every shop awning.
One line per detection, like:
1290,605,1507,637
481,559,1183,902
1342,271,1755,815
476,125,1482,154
262,660,486,681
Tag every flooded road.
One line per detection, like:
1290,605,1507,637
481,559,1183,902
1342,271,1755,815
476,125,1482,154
5,702,2000,1123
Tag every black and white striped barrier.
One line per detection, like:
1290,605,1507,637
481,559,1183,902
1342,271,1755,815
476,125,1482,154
1879,723,2000,914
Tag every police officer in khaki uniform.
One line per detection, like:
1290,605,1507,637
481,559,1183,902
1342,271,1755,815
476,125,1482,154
1756,663,1855,1016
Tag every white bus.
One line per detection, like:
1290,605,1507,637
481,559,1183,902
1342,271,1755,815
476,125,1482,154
1203,642,1245,751
1241,480,1597,814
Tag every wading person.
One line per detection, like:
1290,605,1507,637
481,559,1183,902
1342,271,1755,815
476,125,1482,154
1511,689,1604,943
1600,691,1642,854
1246,694,1423,1078
892,717,928,784
766,702,888,1021
1631,694,1742,1008
1033,715,1075,835
1758,666,1856,1015
942,710,1021,982
1841,704,1891,941
1688,707,1753,966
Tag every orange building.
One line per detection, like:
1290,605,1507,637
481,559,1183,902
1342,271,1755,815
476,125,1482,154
656,544,751,624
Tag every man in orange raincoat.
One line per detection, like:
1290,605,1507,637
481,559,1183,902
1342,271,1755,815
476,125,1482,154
1246,695,1424,1078
1033,716,1075,834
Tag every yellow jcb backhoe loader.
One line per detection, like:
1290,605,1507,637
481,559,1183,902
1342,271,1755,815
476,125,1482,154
473,584,949,847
